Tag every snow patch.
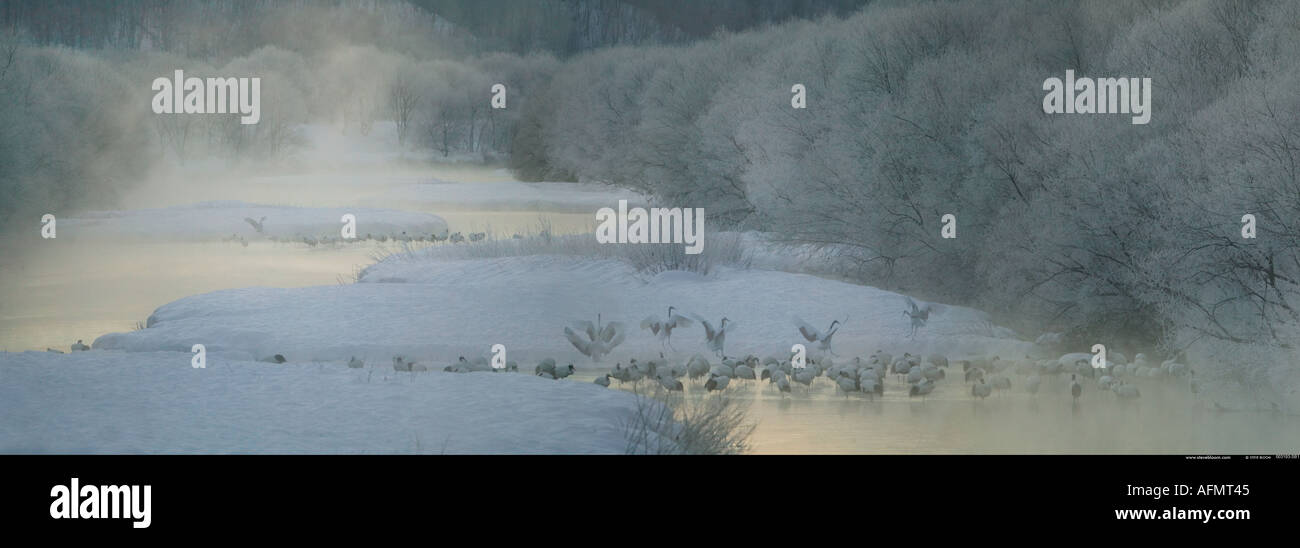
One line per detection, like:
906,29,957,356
95,256,1033,366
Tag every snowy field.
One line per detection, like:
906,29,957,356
54,200,449,242
0,350,656,454
368,180,646,213
90,254,1033,366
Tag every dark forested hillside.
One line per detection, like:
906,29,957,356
0,0,465,56
1,0,871,55
413,0,869,53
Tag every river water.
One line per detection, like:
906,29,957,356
3,165,1292,454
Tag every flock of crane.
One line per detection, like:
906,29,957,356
360,298,1196,406
558,304,856,364
225,230,489,248
222,215,497,248
45,339,90,353
51,293,1193,407
583,349,1186,405
388,341,1193,407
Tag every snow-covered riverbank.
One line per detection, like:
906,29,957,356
90,253,1032,366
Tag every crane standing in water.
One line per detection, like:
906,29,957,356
903,297,934,338
641,306,693,352
692,315,733,359
563,313,626,363
794,317,842,356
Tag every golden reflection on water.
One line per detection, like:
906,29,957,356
4,163,1292,454
573,370,1299,454
0,211,592,353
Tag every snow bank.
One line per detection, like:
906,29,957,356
371,180,646,212
0,350,650,454
57,201,448,242
93,255,1033,366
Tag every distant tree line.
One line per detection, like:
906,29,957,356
1,0,870,56
411,0,870,54
0,0,546,228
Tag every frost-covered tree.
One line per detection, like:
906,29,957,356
508,0,1300,404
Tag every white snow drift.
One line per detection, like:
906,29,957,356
92,254,1032,365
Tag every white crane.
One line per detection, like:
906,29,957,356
348,356,364,369
563,313,626,362
837,376,859,395
907,367,925,385
705,374,731,392
555,363,576,379
793,368,816,390
710,362,734,378
535,358,557,377
692,315,733,358
70,339,90,352
910,378,935,399
444,356,470,373
244,216,267,234
538,363,575,380
1025,374,1042,395
860,376,883,398
922,364,946,382
903,297,935,338
733,364,756,381
656,374,684,392
794,316,842,356
686,354,711,381
641,306,693,352
616,362,645,383
1113,381,1140,399
772,371,792,397
1098,375,1116,391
